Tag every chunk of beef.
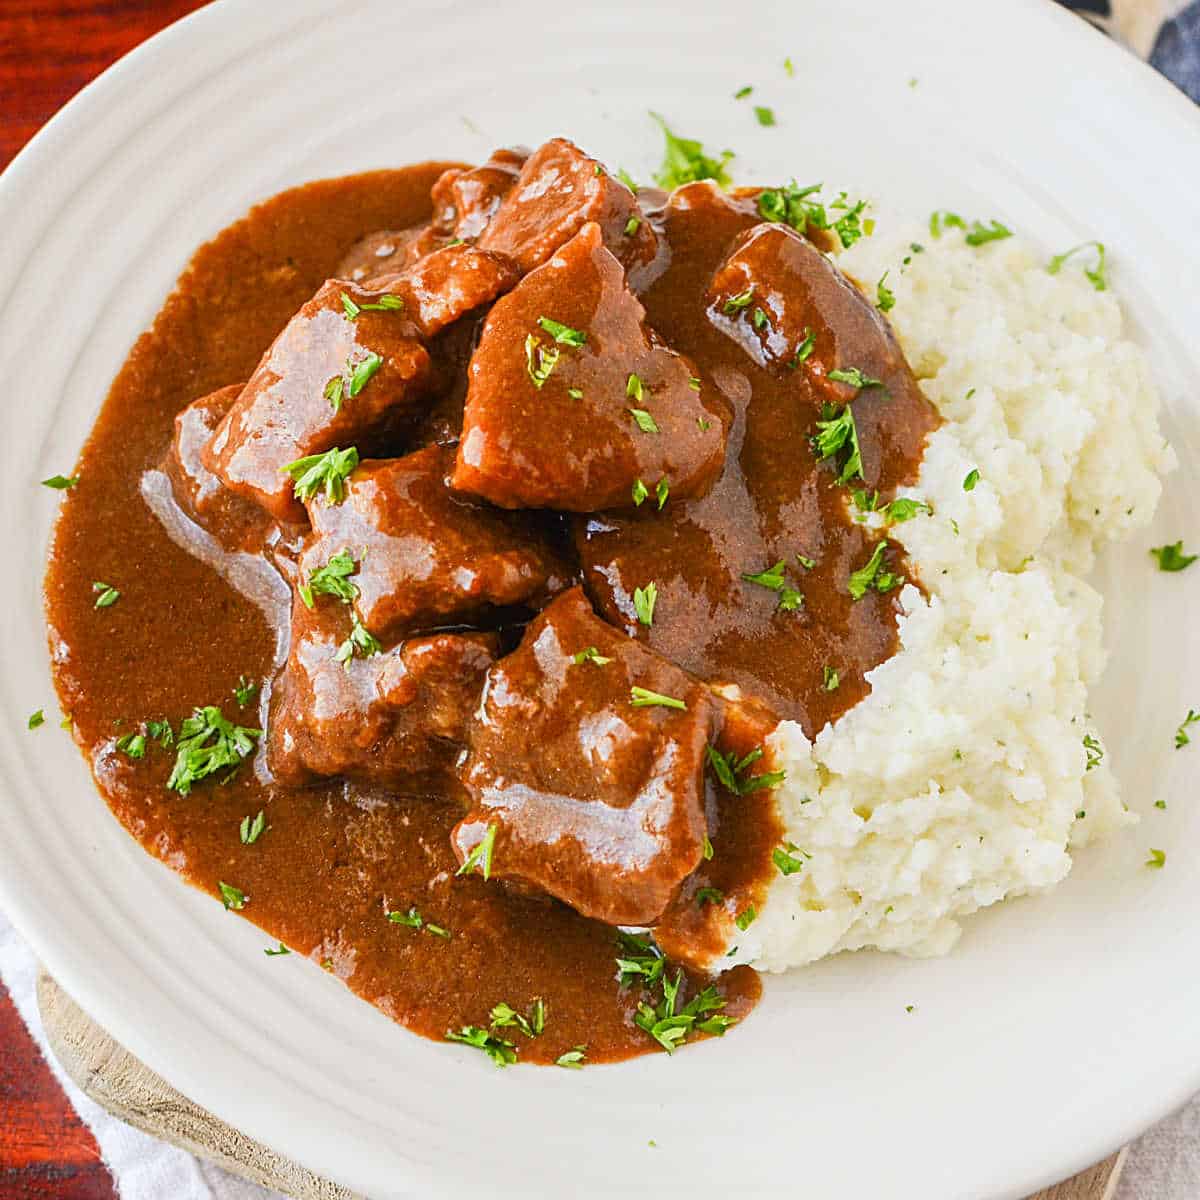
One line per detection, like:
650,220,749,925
452,587,717,926
164,384,280,551
706,222,922,410
268,594,497,793
334,225,445,285
203,279,435,523
430,147,528,240
299,445,572,643
454,222,728,511
477,138,657,275
372,243,519,340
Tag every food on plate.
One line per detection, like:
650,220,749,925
43,123,1173,1067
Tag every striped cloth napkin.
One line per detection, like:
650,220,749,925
2,3,1197,1197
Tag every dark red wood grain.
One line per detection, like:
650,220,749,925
2,8,212,1192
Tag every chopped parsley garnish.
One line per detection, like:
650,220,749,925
1175,709,1200,749
630,686,686,711
752,307,770,331
634,971,736,1053
537,316,587,347
457,823,497,880
734,85,753,99
233,676,257,707
92,581,120,609
624,216,641,236
695,887,724,907
697,417,711,431
1083,734,1103,771
702,835,714,861
426,923,452,940
567,387,583,400
42,474,79,489
265,943,290,956
1146,848,1166,870
445,1026,517,1067
240,810,267,845
742,560,786,590
348,351,382,398
490,998,545,1038
323,375,344,412
788,328,816,369
218,881,247,910
281,446,359,504
615,930,665,987
882,497,932,522
823,665,839,691
633,582,657,627
632,479,649,507
556,1047,587,1069
754,106,776,127
1150,541,1197,572
847,539,892,600
27,710,45,730
1047,241,1107,291
876,272,895,312
797,553,816,570
617,167,638,191
722,288,755,314
335,618,381,668
340,291,361,320
573,645,613,667
655,478,670,510
772,842,810,876
812,403,863,485
706,745,785,794
1156,800,1167,810
965,219,1013,246
688,376,702,391
734,906,757,931
650,112,734,189
827,366,882,390
146,719,173,747
167,706,262,795
300,549,359,609
524,334,560,388
778,587,803,611
629,408,659,434
962,468,980,491
358,294,405,313
115,732,146,759
757,182,871,248
931,212,1013,246
626,372,645,402
388,906,424,928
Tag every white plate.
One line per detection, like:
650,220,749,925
2,1,1198,1196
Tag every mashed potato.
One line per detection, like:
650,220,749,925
726,221,1175,970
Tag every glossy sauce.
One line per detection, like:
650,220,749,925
45,161,934,1064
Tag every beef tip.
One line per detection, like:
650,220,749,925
430,147,528,240
371,243,519,340
453,222,728,511
477,138,658,275
334,225,444,285
268,593,497,793
298,445,572,644
202,279,435,523
164,384,280,551
451,587,717,926
707,222,922,412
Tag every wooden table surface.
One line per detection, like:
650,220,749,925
0,9,209,1194
0,4,1129,1199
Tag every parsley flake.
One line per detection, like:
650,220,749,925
876,272,895,312
650,112,734,189
115,732,146,759
218,881,247,910
573,646,613,667
706,745,785,794
300,549,359,609
624,216,641,236
1175,709,1200,749
633,582,657,627
630,686,686,711
626,372,645,402
812,403,863,485
1047,241,1107,291
27,709,45,730
848,539,892,600
446,1025,517,1067
387,906,424,928
1150,541,1197,572
166,706,262,796
734,85,753,99
524,334,560,388
695,886,724,908
457,823,497,880
962,468,980,491
281,446,359,504
629,408,659,434
233,676,258,707
41,474,79,490
772,842,810,876
556,1047,587,1069
754,106,776,127
823,665,840,691
723,288,755,314
335,618,381,668
240,810,267,845
537,316,587,347
1083,734,1103,771
656,478,670,510
735,906,757,931
1146,848,1166,870
827,366,882,390
92,581,120,609
265,943,290,956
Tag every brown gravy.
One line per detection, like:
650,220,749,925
45,159,934,1065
